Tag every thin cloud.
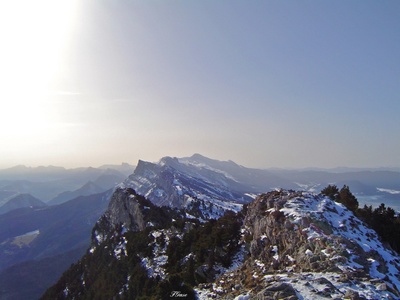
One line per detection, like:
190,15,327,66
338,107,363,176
52,91,82,96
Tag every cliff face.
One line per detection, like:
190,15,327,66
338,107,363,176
90,187,176,249
105,188,146,232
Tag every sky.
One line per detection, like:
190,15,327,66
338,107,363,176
0,0,399,169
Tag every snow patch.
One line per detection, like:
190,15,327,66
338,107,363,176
279,192,400,292
114,236,127,259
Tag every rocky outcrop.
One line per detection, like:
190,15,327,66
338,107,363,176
245,190,345,273
197,190,400,299
105,187,146,231
91,188,146,245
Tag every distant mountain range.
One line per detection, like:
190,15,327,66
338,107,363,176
124,153,400,211
48,181,105,206
0,163,135,205
0,193,47,215
1,157,398,209
0,163,135,180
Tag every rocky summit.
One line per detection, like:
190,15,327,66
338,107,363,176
197,190,400,299
42,188,400,300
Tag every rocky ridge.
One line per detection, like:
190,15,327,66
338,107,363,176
41,188,400,299
197,190,400,299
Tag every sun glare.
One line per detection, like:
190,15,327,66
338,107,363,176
0,0,79,143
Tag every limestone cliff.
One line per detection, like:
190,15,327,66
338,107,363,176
91,188,152,246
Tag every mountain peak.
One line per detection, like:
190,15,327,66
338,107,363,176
159,156,180,167
186,153,240,167
190,153,208,160
0,193,46,215
90,187,180,247
125,155,249,216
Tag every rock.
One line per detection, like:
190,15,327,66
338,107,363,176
91,188,148,245
105,188,146,231
310,262,319,270
284,296,299,300
257,282,298,300
265,282,293,292
376,283,387,291
344,289,361,300
195,265,215,283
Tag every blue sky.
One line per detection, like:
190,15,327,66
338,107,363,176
0,0,399,168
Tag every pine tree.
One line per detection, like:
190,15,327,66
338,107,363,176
337,185,359,212
321,184,339,200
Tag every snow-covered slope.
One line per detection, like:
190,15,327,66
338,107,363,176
122,156,255,219
197,190,400,299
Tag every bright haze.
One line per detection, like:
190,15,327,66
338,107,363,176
0,1,399,169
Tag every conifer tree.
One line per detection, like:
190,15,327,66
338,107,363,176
321,184,339,200
337,185,359,212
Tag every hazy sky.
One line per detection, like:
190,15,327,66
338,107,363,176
0,0,399,169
